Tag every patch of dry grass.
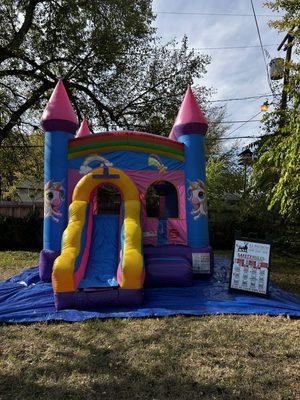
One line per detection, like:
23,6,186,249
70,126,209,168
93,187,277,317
0,316,299,400
270,254,300,294
0,251,299,399
0,251,39,280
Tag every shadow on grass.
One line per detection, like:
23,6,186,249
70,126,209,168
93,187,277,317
1,315,300,400
0,324,260,400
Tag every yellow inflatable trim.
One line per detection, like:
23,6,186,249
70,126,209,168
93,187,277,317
52,200,87,292
53,167,143,293
121,199,143,289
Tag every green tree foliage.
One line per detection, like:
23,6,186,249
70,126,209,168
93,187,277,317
253,1,300,222
206,151,245,248
0,0,211,142
1,0,232,202
254,100,300,222
206,154,244,213
0,132,43,200
204,106,230,158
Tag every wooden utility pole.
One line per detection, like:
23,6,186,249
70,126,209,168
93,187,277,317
278,33,294,112
238,149,253,196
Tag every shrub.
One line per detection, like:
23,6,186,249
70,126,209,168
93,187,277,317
0,210,42,250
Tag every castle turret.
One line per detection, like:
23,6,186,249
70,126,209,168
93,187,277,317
75,118,91,138
41,80,78,253
170,87,209,248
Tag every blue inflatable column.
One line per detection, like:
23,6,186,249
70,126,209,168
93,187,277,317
169,86,209,248
41,80,78,253
43,131,73,251
178,134,209,248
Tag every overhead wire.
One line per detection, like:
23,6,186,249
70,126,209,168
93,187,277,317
250,0,273,91
211,119,261,124
209,93,276,103
156,11,283,18
157,5,279,101
208,135,264,141
225,111,262,137
188,44,277,51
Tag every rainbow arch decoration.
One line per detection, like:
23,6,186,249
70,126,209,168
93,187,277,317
79,155,113,175
68,131,185,162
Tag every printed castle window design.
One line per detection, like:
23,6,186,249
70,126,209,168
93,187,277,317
145,181,178,219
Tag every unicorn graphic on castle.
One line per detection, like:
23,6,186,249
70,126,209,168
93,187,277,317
44,180,65,223
188,179,207,220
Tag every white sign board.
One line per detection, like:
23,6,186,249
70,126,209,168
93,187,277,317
192,252,211,274
230,240,270,295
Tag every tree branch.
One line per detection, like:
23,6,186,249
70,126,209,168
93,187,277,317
0,69,50,82
0,81,27,99
0,0,43,64
114,70,184,118
68,82,114,129
0,81,53,144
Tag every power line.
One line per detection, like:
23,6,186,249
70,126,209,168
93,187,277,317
219,119,260,124
126,119,261,125
156,11,283,18
225,111,262,137
209,93,275,103
131,119,262,129
189,44,277,51
250,0,272,91
0,115,265,150
207,135,263,141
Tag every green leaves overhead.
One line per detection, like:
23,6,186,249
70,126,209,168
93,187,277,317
0,0,210,141
253,0,300,222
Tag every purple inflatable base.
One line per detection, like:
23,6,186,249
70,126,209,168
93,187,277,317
39,249,60,282
144,245,214,278
52,245,213,309
144,260,193,288
55,288,143,310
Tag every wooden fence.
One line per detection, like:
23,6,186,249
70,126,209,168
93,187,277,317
0,201,44,218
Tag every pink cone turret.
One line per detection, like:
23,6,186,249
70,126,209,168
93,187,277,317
76,118,91,138
41,80,78,255
41,79,78,134
169,86,210,248
169,86,208,140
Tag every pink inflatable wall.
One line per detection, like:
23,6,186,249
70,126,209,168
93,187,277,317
68,169,187,246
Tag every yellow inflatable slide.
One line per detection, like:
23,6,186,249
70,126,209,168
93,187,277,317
52,167,144,304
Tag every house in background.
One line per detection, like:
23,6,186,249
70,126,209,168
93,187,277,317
0,180,43,218
15,179,43,203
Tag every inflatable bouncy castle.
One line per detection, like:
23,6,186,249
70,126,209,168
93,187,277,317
39,80,213,310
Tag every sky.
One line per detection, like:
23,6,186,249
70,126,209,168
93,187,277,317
152,0,286,149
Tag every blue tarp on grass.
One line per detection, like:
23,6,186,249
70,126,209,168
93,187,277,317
0,257,299,323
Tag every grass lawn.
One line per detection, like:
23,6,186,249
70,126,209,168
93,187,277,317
0,250,299,400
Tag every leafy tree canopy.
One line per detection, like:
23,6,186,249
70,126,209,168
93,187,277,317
0,0,213,143
252,0,300,222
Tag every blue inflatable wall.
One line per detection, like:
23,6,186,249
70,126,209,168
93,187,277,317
43,131,72,252
179,134,209,248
